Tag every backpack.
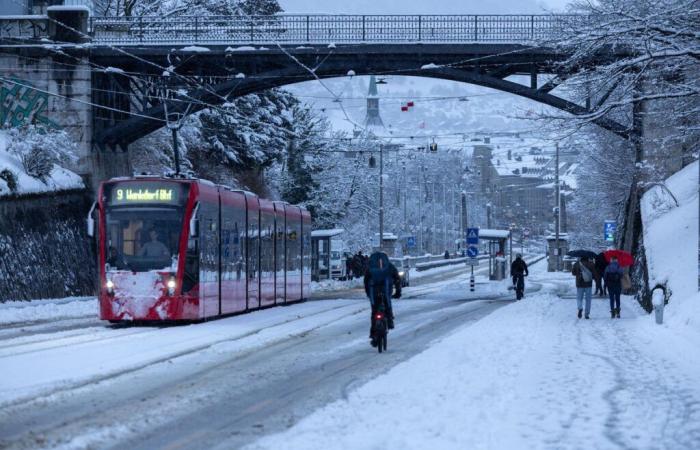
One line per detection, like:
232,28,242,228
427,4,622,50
368,252,391,285
607,270,622,284
579,263,593,283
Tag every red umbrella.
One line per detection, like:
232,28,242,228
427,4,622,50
604,249,634,267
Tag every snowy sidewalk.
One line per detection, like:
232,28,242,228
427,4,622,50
249,264,700,450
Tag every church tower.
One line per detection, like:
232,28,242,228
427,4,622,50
364,75,384,128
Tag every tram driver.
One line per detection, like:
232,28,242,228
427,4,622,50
138,228,170,258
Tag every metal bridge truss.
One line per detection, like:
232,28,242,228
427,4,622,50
89,41,628,150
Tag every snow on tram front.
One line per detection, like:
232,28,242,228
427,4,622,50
88,176,311,322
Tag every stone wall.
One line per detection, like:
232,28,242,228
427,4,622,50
0,52,93,179
0,190,96,301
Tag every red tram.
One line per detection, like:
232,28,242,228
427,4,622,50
87,176,311,322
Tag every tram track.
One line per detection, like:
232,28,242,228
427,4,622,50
0,294,508,450
0,326,164,358
0,301,367,412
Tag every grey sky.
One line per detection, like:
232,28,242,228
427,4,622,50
278,0,573,15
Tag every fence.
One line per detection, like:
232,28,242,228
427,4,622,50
89,14,583,46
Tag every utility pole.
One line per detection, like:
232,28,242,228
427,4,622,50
379,144,384,251
419,164,424,254
163,89,191,176
402,162,407,234
442,183,447,253
461,191,468,254
555,142,561,271
432,182,436,254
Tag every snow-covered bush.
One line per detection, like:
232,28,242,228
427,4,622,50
5,125,78,183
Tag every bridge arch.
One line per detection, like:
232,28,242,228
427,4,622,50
96,61,628,148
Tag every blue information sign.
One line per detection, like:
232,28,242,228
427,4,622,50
406,236,416,248
466,228,479,261
466,228,479,245
604,220,617,242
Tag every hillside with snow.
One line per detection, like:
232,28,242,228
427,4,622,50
283,75,560,144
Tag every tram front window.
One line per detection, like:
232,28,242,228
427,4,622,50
105,209,183,272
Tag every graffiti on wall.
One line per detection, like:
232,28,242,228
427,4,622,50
0,77,57,128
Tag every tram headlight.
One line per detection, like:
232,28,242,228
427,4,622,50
167,277,176,296
106,279,115,295
398,271,405,277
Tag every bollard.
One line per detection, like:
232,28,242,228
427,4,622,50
652,288,665,325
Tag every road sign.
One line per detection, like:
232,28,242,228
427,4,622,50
604,220,616,242
466,227,479,245
465,257,479,266
406,236,416,248
467,245,479,258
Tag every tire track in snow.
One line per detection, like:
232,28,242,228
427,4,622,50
0,302,366,412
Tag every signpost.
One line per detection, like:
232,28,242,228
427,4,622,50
604,220,617,243
466,227,479,291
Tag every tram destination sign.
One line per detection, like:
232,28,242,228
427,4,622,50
109,182,182,205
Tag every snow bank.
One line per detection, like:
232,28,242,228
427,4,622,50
249,264,700,450
0,130,83,197
641,161,698,325
0,296,95,324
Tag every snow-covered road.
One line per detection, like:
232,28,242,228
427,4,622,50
250,263,700,450
0,261,522,450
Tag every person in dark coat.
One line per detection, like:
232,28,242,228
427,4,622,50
594,252,608,297
510,254,529,300
571,257,598,319
352,251,365,278
444,250,450,259
604,256,624,319
364,252,401,345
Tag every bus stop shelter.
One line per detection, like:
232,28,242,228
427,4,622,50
479,229,511,280
311,228,345,281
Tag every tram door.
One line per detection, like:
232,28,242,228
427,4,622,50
200,201,221,317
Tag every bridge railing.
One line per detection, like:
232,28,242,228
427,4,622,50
89,14,583,46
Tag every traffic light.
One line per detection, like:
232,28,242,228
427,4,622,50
429,142,438,152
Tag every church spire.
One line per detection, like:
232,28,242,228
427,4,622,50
364,75,384,128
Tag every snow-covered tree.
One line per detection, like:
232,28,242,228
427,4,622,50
5,125,78,183
551,0,699,253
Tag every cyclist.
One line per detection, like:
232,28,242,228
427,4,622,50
363,251,401,346
511,253,529,300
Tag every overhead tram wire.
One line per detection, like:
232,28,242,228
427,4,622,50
2,9,566,145
0,20,554,122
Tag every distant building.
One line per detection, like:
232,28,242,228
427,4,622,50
471,137,579,235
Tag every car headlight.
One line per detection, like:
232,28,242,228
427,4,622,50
167,278,176,296
398,271,405,277
106,279,115,295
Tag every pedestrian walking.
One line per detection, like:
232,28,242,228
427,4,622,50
594,252,608,297
604,256,624,318
571,257,598,319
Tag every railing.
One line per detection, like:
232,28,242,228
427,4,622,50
89,14,581,46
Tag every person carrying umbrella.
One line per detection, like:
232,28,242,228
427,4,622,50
571,256,598,319
603,249,634,317
604,256,624,318
594,252,608,297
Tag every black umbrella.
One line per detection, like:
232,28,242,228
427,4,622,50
567,249,597,259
